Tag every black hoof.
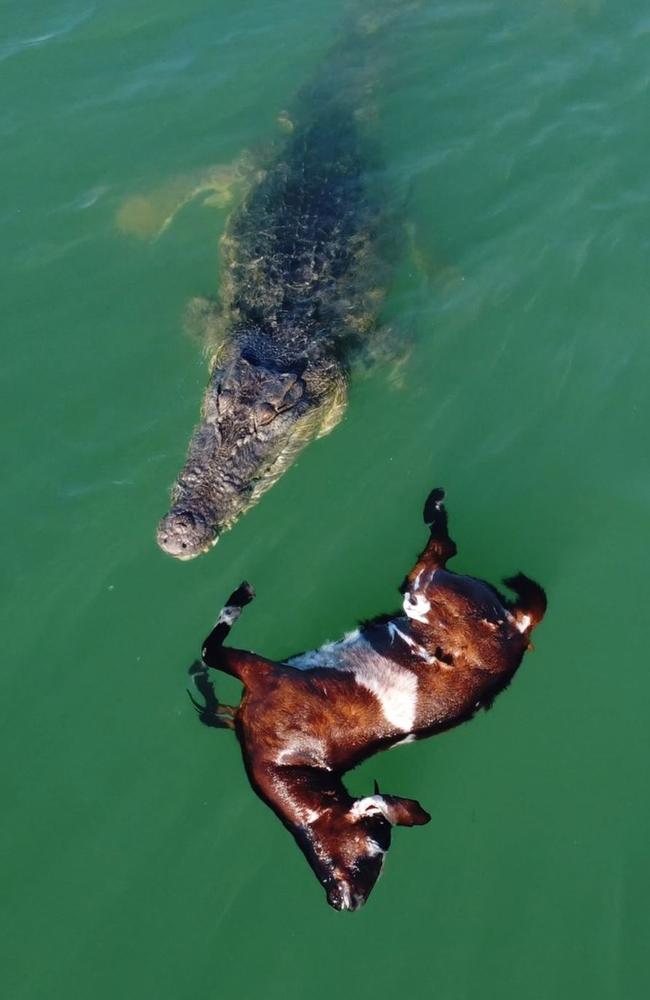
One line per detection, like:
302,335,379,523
227,581,256,608
423,487,446,524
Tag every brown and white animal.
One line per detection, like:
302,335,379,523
189,488,546,911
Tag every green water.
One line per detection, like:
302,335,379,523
3,1,649,997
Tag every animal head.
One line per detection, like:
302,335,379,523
157,353,320,558
297,790,430,911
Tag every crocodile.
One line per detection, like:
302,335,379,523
154,72,386,559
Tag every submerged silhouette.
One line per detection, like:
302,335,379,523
129,33,393,561
189,488,546,910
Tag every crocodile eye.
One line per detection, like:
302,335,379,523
265,374,305,412
275,377,304,412
256,402,277,425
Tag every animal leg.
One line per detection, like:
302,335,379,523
115,152,256,240
188,578,265,721
349,323,412,390
197,583,274,685
183,296,228,353
201,582,255,663
404,219,465,292
503,573,548,635
187,660,236,730
402,488,458,597
421,487,457,568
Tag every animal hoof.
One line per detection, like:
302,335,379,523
230,581,256,607
423,487,445,524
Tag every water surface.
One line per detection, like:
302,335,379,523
3,2,649,998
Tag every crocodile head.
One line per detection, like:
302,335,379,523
156,353,343,559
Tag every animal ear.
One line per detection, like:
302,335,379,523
352,793,431,827
378,795,431,827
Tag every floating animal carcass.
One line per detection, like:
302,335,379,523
189,489,547,910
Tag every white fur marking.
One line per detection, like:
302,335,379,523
516,614,531,633
350,796,386,820
287,632,418,732
276,736,331,770
403,591,431,624
339,885,353,910
366,838,385,858
355,662,418,731
350,795,396,824
388,622,437,665
285,629,360,669
390,733,417,749
217,605,240,627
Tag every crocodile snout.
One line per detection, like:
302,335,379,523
156,508,218,559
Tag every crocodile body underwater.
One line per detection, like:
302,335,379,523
156,74,384,559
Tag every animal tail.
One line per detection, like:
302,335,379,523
503,573,547,632
297,0,423,120
342,0,424,40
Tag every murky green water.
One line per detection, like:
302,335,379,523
3,1,649,997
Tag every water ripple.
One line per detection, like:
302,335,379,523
0,4,95,63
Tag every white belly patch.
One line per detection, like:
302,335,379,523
287,632,418,733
